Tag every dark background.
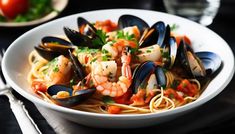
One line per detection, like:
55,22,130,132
0,0,235,133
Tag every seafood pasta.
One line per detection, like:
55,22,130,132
28,15,221,114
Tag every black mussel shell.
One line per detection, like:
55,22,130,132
155,66,167,88
35,36,74,61
195,51,222,76
118,15,149,35
77,17,97,37
47,85,96,107
35,46,61,61
42,36,71,46
163,36,177,69
63,27,94,47
68,50,86,81
132,61,155,93
176,40,206,78
139,21,169,48
132,61,167,93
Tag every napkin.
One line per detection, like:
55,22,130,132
36,105,99,134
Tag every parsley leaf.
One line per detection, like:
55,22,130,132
92,30,108,47
102,96,115,104
170,24,179,32
117,30,136,41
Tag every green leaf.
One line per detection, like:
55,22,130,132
170,24,179,32
92,30,108,47
102,96,114,104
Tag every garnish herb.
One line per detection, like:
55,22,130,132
92,30,108,47
102,96,115,104
117,30,135,41
170,23,179,32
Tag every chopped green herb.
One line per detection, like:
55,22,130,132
117,30,135,41
162,51,170,59
70,79,76,86
171,80,180,89
53,65,59,72
169,93,175,99
102,49,109,54
102,55,108,61
92,30,108,47
146,50,152,53
102,96,115,104
170,24,179,32
90,58,98,63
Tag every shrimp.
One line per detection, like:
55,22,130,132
102,39,137,59
91,48,132,97
44,55,73,85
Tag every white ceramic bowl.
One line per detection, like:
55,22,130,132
2,9,235,128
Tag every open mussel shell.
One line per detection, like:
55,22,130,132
176,40,206,78
195,51,222,77
47,85,96,107
77,17,97,37
131,61,167,93
118,15,149,35
63,27,94,47
35,36,74,61
68,50,86,81
162,36,178,69
139,21,170,48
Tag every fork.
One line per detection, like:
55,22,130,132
0,49,42,134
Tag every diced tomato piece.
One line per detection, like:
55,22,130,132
113,89,133,104
95,20,118,32
177,79,198,97
164,88,184,102
107,105,121,114
31,81,47,93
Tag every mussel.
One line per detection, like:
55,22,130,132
131,61,167,93
162,36,178,69
176,39,206,78
63,27,95,48
118,15,149,35
68,50,86,81
175,39,222,78
195,51,222,77
47,85,96,107
139,21,171,48
35,36,74,61
77,17,97,38
63,17,106,49
43,47,93,107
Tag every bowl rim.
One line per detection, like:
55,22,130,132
2,8,235,119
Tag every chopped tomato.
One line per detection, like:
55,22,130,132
164,88,184,102
107,105,121,114
31,81,47,93
177,79,198,97
94,20,118,32
113,89,133,104
130,89,146,106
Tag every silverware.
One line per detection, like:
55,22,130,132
0,49,42,134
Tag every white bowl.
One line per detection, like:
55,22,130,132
2,9,235,128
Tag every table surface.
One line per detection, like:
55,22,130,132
1,0,235,134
